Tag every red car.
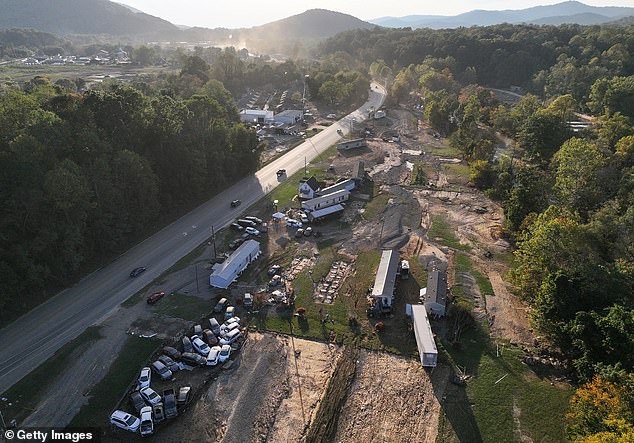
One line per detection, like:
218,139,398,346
147,291,165,304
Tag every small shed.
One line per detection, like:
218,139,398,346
209,240,261,289
411,304,438,367
423,270,448,317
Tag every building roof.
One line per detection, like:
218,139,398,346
302,189,349,209
309,204,345,219
425,270,447,307
240,109,272,116
299,176,319,192
337,138,367,149
210,240,260,288
371,249,400,299
352,161,365,179
412,304,438,354
316,179,355,196
275,109,303,117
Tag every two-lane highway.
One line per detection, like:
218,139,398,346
0,82,386,393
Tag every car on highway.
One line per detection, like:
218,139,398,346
137,367,151,389
176,386,191,407
245,227,260,236
130,390,145,413
151,360,173,381
180,352,207,366
110,410,140,433
146,291,165,304
206,346,221,366
139,406,154,436
219,344,231,362
191,335,210,356
181,336,193,353
130,267,146,278
162,346,181,360
140,387,162,406
230,199,241,208
276,169,286,177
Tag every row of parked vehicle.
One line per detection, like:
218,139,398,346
109,306,244,436
229,216,267,249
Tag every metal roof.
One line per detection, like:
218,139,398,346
309,204,345,219
209,240,260,288
316,179,355,196
371,250,400,299
425,270,447,307
412,304,438,354
302,189,349,209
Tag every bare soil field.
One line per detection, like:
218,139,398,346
334,350,446,443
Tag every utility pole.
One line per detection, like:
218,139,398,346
211,225,217,260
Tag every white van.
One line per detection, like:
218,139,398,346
220,321,240,337
219,328,241,345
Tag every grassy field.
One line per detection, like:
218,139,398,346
441,327,572,443
362,193,389,220
1,326,102,425
153,293,212,321
455,254,494,299
423,140,462,158
69,335,162,427
443,163,471,186
427,214,472,252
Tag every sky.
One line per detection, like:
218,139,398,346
115,0,634,28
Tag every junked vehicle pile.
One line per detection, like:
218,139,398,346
108,301,245,438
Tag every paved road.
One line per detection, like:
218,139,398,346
0,83,386,394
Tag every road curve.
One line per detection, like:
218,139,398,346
0,82,387,393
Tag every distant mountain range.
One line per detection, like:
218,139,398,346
370,1,634,28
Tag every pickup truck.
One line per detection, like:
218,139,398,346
163,388,178,419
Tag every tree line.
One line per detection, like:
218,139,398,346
0,66,259,326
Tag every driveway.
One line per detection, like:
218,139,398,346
0,83,386,393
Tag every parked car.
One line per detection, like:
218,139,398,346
130,267,146,278
300,214,309,224
151,360,173,381
146,291,165,304
214,298,228,313
137,367,151,390
224,306,235,320
182,336,193,353
219,328,241,346
180,352,206,366
193,324,202,336
208,318,221,335
304,227,313,236
220,322,240,337
327,113,337,119
206,346,221,366
267,265,281,276
153,403,165,423
218,344,231,362
230,222,244,232
245,227,260,236
286,218,302,227
191,335,210,356
130,390,145,413
269,275,282,287
276,169,286,177
225,316,240,325
163,346,181,360
245,216,263,224
259,222,269,233
158,355,180,373
176,386,191,407
230,199,241,208
140,406,154,436
295,228,304,238
110,410,140,433
243,293,253,309
203,329,218,346
140,387,161,406
163,389,178,419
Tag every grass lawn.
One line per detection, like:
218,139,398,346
69,335,162,427
443,163,471,186
362,193,390,220
427,214,472,252
441,327,572,443
424,141,462,158
153,293,211,321
455,254,494,299
1,326,102,425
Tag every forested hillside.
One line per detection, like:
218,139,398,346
320,22,634,442
0,67,259,325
